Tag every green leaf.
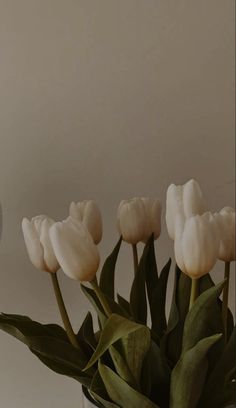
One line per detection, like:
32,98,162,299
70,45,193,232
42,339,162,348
130,237,155,324
147,258,171,338
170,334,222,408
119,325,151,385
90,370,120,407
81,285,129,329
29,335,90,371
117,294,131,316
199,325,236,408
0,313,93,385
83,385,103,408
81,285,107,327
182,281,225,354
77,312,97,355
31,348,91,387
164,267,191,365
84,314,150,373
199,275,234,341
99,362,159,408
76,312,97,350
109,345,138,389
0,313,69,342
99,237,122,300
141,340,171,406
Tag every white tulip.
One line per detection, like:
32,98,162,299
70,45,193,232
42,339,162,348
214,207,236,262
117,198,146,244
22,215,59,273
49,217,100,281
166,179,206,240
174,212,220,278
69,200,102,244
141,198,162,242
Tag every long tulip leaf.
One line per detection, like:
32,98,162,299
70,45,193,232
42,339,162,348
182,280,225,353
99,362,159,408
84,314,150,373
170,334,222,408
99,237,122,300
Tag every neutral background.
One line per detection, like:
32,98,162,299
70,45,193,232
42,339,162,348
0,1,235,407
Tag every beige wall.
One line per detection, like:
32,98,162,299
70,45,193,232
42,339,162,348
0,1,235,407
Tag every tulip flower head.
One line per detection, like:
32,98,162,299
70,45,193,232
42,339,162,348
141,198,162,242
166,179,206,240
117,198,147,244
69,200,102,244
49,217,100,282
214,207,236,262
174,212,220,279
22,215,59,273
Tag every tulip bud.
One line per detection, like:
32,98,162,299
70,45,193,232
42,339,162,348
183,179,206,217
174,212,220,278
214,207,236,262
141,198,162,242
166,179,206,240
69,200,102,244
22,215,59,273
117,198,146,244
49,217,100,281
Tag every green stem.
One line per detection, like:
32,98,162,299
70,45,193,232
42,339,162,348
90,277,112,317
132,244,138,275
50,273,79,348
222,261,230,343
189,278,199,310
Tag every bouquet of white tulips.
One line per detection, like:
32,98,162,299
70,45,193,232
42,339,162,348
0,180,235,408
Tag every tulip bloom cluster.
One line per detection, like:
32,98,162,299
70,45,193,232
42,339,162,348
22,201,102,282
0,179,235,408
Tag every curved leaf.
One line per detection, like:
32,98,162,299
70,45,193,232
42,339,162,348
77,312,97,353
81,285,129,329
109,345,138,388
170,334,222,408
99,362,159,408
31,348,91,386
130,237,155,324
117,294,131,316
99,237,122,300
119,326,150,385
199,325,236,408
81,285,107,327
0,313,69,342
147,258,171,338
141,339,171,406
90,370,120,407
84,314,150,373
165,267,191,365
182,281,225,354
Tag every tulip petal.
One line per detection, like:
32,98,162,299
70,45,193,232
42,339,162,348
182,213,219,278
215,207,236,262
117,199,146,244
50,217,100,281
22,218,46,271
69,202,83,222
40,218,59,273
183,179,206,218
70,200,103,244
82,201,103,244
166,184,184,240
